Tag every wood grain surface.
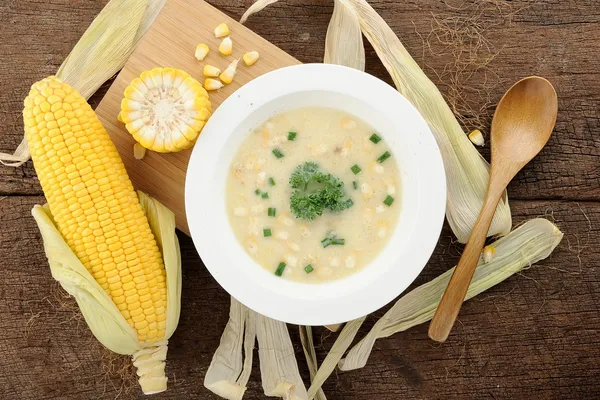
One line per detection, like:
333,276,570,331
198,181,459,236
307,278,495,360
0,0,599,399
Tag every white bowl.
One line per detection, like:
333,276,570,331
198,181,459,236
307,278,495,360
185,64,446,325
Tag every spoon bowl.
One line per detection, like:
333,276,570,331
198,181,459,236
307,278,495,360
428,76,558,342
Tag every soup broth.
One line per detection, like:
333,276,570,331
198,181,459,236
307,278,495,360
226,107,401,282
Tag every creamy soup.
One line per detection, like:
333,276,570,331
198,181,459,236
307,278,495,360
225,107,401,282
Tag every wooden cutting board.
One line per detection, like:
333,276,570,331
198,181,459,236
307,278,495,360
95,0,299,235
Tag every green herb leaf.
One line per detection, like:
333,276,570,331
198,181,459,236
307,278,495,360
269,177,276,186
261,192,269,199
289,162,354,221
255,189,260,195
263,228,272,237
384,195,395,206
275,262,286,276
288,131,297,141
272,148,284,159
351,164,361,175
267,207,276,217
304,264,314,273
352,181,358,190
369,133,382,144
377,151,391,163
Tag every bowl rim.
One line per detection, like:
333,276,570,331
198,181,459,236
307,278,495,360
185,64,446,325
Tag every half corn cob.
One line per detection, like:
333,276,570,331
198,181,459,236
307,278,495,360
24,76,181,395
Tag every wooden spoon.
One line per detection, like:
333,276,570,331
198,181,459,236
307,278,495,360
428,76,558,343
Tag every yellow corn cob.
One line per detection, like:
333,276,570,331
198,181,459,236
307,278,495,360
219,59,239,85
219,37,233,56
214,22,230,38
242,51,260,66
203,64,221,78
23,76,166,344
121,67,211,153
194,43,209,61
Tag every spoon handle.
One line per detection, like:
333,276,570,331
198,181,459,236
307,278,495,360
428,188,504,342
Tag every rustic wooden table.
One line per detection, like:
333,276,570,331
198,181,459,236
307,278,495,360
1,1,599,399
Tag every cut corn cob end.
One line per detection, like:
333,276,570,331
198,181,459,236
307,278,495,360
219,59,239,85
203,64,221,78
194,43,209,61
219,37,233,56
133,344,169,394
468,129,485,146
483,245,496,263
242,51,260,66
204,78,224,91
133,143,147,160
121,67,211,153
214,22,230,38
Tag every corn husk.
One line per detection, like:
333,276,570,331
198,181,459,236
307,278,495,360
239,0,512,243
335,218,560,375
323,0,365,70
205,298,308,400
31,191,181,395
305,317,365,400
299,326,327,400
0,0,166,167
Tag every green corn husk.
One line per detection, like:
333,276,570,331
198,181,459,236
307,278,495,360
32,191,181,395
0,0,165,167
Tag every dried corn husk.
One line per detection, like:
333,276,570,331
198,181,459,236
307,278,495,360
239,0,512,243
333,218,562,372
205,298,308,400
0,0,166,167
31,191,181,394
299,326,327,400
324,0,365,70
306,317,365,400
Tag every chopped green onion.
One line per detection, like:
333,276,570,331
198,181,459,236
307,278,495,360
275,262,286,277
369,133,382,144
254,189,260,195
330,238,345,246
268,177,276,186
344,199,354,208
263,228,272,237
351,164,361,175
304,264,314,274
272,148,284,158
352,181,358,190
321,238,331,248
377,151,391,163
261,192,269,199
267,207,276,217
384,195,395,206
288,131,297,141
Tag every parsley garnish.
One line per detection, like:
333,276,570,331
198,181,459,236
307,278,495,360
289,162,353,221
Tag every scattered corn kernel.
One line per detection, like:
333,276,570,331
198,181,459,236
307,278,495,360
361,182,374,199
377,220,388,238
345,255,356,269
204,78,224,91
276,231,289,240
242,51,260,66
330,257,341,267
219,59,239,85
376,204,385,214
219,37,233,56
195,43,210,61
287,241,301,252
246,237,258,254
483,245,496,263
133,143,146,160
203,64,221,77
317,267,333,279
214,23,230,38
468,129,485,146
